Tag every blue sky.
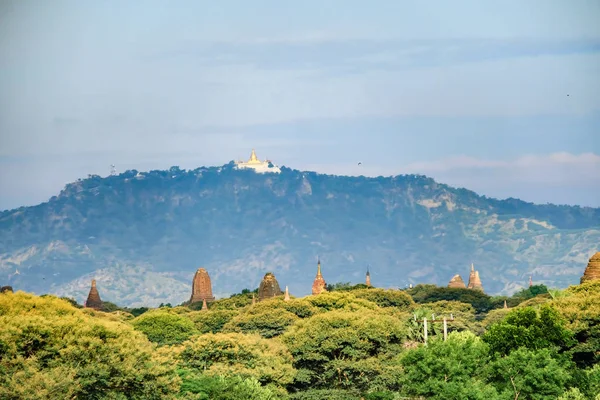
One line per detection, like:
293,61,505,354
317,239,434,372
0,0,599,210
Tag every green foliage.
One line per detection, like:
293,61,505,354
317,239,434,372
177,371,282,400
326,282,370,292
407,284,494,313
283,310,406,391
289,389,361,400
0,292,180,399
303,291,378,312
176,332,295,387
132,310,198,345
400,331,497,400
484,347,573,400
223,308,298,338
482,305,575,356
188,309,240,334
512,284,549,300
351,288,414,310
210,292,254,310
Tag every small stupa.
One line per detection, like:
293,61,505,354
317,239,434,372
504,300,508,309
529,275,533,287
284,286,291,301
448,274,467,289
85,279,103,310
581,252,600,283
258,272,283,301
190,267,215,304
201,298,208,311
366,267,371,287
312,259,327,295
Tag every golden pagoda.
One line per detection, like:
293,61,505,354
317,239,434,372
312,259,327,295
448,274,467,289
581,252,600,283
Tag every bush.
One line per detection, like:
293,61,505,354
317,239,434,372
132,310,198,345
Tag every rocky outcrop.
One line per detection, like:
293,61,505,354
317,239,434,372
581,252,600,283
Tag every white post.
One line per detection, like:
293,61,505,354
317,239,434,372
443,317,448,341
423,317,428,345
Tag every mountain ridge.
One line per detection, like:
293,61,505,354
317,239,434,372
1,162,598,307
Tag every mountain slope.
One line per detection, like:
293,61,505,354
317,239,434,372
1,162,598,307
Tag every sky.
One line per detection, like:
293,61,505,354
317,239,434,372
1,0,599,210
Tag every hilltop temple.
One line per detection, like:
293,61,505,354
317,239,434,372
85,279,103,310
258,272,283,301
312,259,327,295
235,149,281,173
190,268,215,304
581,252,600,283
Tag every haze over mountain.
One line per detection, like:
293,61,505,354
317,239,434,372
1,163,598,307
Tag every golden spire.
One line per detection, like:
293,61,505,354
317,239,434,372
91,279,96,287
250,149,258,162
471,263,475,272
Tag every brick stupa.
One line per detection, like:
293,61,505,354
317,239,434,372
467,264,484,292
190,267,215,304
85,279,103,310
258,272,283,301
312,259,327,295
448,274,467,289
581,252,600,284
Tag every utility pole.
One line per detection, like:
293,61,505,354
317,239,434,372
414,314,456,344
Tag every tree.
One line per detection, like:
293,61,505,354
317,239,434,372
351,288,414,310
188,309,240,334
176,332,295,388
483,305,575,356
400,331,498,400
0,292,179,399
222,308,298,338
282,310,406,391
132,310,198,345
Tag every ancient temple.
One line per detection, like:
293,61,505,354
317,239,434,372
448,274,466,289
581,252,600,283
312,259,327,295
467,264,484,292
258,272,283,301
85,279,103,310
234,149,281,174
190,267,215,304
366,267,371,287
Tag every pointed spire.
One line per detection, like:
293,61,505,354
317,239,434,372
284,286,290,301
529,275,533,287
201,298,208,311
85,279,102,310
366,266,371,287
312,258,327,295
317,257,322,277
471,263,475,272
504,300,508,309
252,293,256,305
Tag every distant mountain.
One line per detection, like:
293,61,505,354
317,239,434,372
1,162,598,307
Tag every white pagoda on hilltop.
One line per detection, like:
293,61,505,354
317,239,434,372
234,149,281,174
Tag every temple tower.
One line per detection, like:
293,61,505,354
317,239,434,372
529,275,533,287
190,267,215,304
258,272,283,301
366,267,371,287
448,274,466,289
581,252,600,283
312,259,327,295
85,279,103,310
467,263,484,292
467,263,477,289
504,300,508,309
284,286,290,301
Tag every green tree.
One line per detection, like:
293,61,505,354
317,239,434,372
484,347,573,400
188,309,239,334
223,308,298,338
283,310,406,391
0,292,179,399
482,305,575,356
351,288,414,310
132,310,198,345
400,331,498,400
